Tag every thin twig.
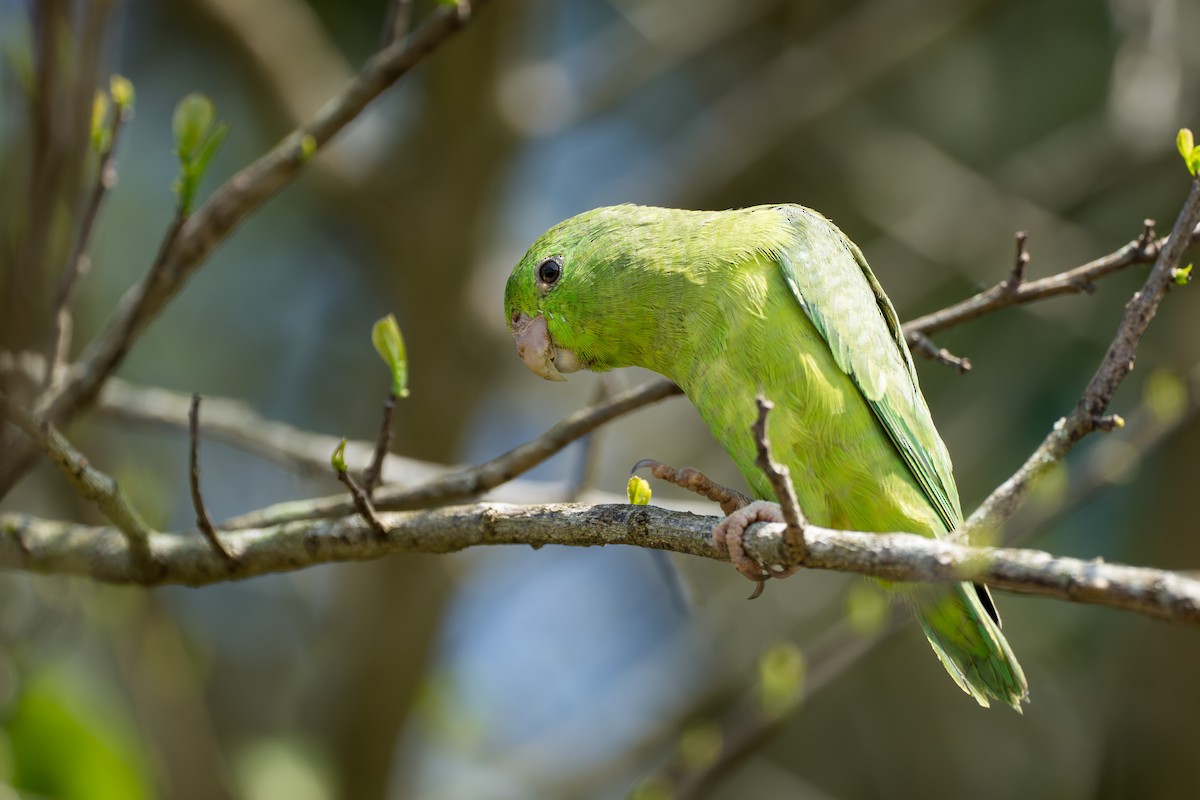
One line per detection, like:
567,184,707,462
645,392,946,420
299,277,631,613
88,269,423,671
362,393,397,497
0,0,494,498
44,93,132,390
903,219,1197,342
333,464,388,539
751,396,806,562
0,391,158,579
220,378,683,530
48,1,490,425
963,176,1200,542
1006,230,1030,291
188,394,237,567
0,360,682,509
907,331,972,373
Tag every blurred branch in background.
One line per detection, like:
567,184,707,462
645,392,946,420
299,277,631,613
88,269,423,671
0,0,494,497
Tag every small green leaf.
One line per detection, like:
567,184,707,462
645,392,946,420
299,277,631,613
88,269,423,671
626,475,652,505
1178,128,1195,160
192,121,229,178
172,93,215,159
109,74,135,110
331,438,348,473
371,314,409,398
90,90,110,152
170,95,227,214
1173,263,1192,286
1177,129,1200,177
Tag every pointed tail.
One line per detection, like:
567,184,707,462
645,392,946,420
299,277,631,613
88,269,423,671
915,583,1028,711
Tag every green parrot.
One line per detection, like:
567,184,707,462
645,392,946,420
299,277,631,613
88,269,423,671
503,203,1027,710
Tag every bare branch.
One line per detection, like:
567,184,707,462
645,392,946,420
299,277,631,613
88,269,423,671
333,449,389,539
751,396,806,561
220,378,683,529
963,176,1200,541
188,394,237,567
0,391,157,577
0,0,494,497
2,504,1198,626
903,218,1197,343
362,394,397,497
1006,229,1030,291
908,330,972,372
44,88,132,389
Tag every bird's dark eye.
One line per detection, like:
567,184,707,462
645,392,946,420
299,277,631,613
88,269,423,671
536,257,562,287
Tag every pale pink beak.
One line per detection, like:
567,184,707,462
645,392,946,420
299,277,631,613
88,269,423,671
512,312,566,381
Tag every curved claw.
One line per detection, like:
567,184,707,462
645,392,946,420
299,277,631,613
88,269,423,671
713,500,795,598
630,458,664,475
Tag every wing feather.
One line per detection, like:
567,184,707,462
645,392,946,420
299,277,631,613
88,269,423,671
774,205,962,532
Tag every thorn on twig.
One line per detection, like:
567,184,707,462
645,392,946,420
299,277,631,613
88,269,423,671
332,439,388,539
362,393,397,498
631,458,750,516
751,396,807,565
1006,231,1030,292
909,332,972,373
189,394,237,568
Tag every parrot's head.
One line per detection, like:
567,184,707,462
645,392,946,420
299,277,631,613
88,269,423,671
504,205,668,381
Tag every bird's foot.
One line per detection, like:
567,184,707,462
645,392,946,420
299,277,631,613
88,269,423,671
712,500,800,599
631,459,750,515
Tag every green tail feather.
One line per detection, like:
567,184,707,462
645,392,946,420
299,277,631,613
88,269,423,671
915,583,1028,711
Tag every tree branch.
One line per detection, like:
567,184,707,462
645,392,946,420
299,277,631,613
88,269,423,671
902,217,1198,343
187,394,237,567
962,176,1200,541
1,503,1197,626
0,0,493,497
219,377,682,529
0,391,157,577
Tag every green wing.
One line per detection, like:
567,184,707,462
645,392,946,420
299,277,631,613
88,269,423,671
772,206,1026,708
773,205,963,532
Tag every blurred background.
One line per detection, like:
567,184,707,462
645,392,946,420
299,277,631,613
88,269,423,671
2,0,1200,797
